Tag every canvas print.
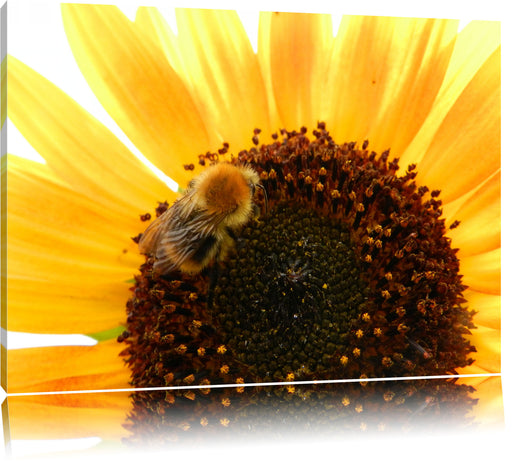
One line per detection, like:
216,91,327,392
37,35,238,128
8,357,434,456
1,0,502,457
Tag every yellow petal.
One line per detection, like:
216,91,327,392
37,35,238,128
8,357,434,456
61,4,212,185
258,11,332,131
7,56,174,212
467,324,500,374
456,375,504,427
7,155,140,333
326,16,458,154
415,47,500,202
448,169,500,257
465,289,500,331
460,248,500,295
401,21,500,168
7,339,130,393
169,9,272,153
7,392,131,440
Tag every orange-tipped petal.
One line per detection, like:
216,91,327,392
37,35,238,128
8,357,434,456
61,4,212,185
7,392,131,440
7,56,174,211
466,325,501,374
465,289,500,331
170,9,272,153
415,47,500,203
7,155,141,334
8,339,130,393
456,375,503,427
326,16,458,154
460,249,500,295
448,170,500,257
400,21,500,168
258,11,333,131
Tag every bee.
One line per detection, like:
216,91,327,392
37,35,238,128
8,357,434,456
139,162,264,275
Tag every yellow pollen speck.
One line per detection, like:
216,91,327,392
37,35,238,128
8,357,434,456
374,327,383,337
381,290,391,299
197,347,206,357
183,374,195,384
382,356,393,367
342,396,350,406
188,292,198,301
220,418,230,427
163,333,175,343
398,323,409,333
353,348,361,357
217,345,227,354
355,329,364,338
183,390,196,401
236,377,245,384
192,319,202,328
220,365,230,374
176,344,187,354
286,372,295,381
355,404,363,413
179,422,191,431
322,283,328,289
365,254,372,263
396,306,406,317
383,391,395,402
385,272,393,280
362,313,371,322
200,417,208,427
287,385,295,394
221,398,231,407
340,355,348,366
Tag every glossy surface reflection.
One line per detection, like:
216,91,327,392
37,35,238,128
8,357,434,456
3,376,503,458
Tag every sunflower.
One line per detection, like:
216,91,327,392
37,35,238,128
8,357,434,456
5,4,501,439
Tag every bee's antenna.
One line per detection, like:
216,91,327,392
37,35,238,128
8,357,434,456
256,183,268,215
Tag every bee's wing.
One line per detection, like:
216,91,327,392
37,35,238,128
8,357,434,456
139,195,231,274
155,208,229,268
138,206,173,256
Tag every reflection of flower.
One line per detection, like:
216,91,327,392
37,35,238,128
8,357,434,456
7,4,499,419
124,379,479,445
